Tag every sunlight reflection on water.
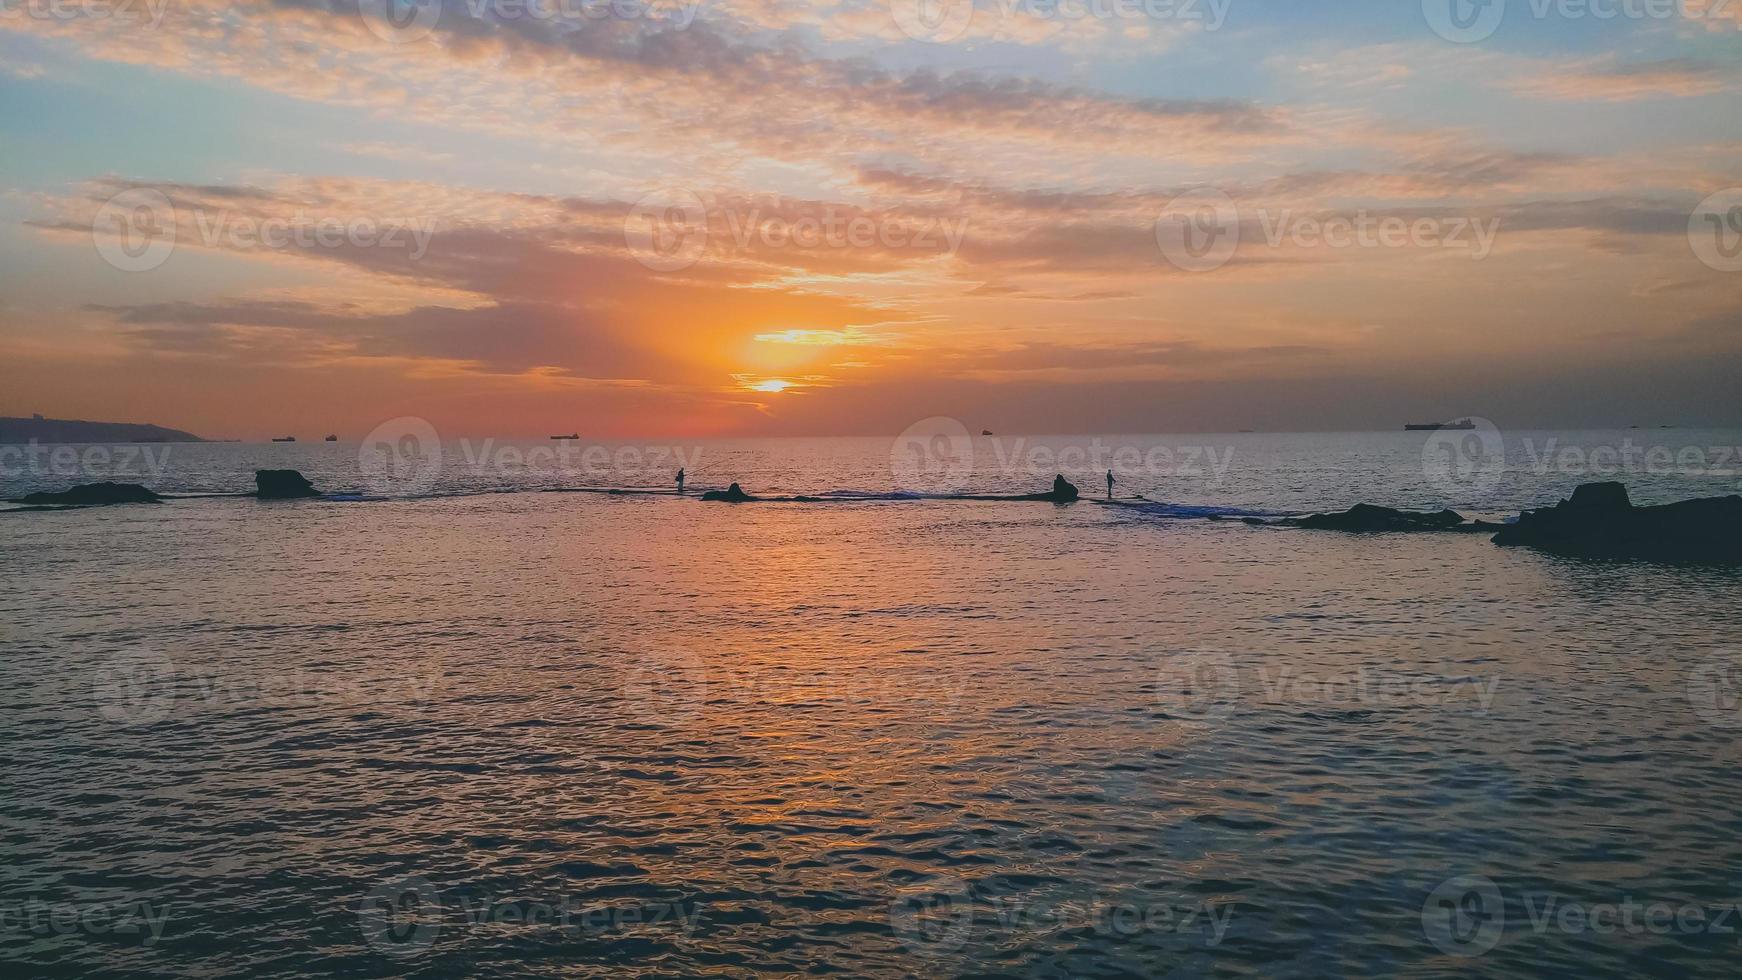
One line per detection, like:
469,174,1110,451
4,460,1742,976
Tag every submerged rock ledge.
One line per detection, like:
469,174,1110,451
1273,503,1493,534
7,474,1738,563
699,475,1085,505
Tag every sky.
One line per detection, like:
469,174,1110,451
0,0,1739,438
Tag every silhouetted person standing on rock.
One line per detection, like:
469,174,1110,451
1107,470,1114,500
676,468,686,494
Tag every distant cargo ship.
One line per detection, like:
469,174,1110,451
1405,419,1477,431
272,436,297,442
324,434,338,442
551,433,580,440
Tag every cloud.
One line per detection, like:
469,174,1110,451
754,327,889,345
1510,57,1733,102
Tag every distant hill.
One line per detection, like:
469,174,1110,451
0,415,206,444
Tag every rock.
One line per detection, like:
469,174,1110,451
16,482,161,506
992,476,1083,503
702,482,754,502
256,469,320,499
1565,480,1631,512
1492,482,1742,562
1290,503,1470,533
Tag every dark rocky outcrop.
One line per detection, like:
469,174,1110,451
1291,504,1471,533
16,482,161,506
702,482,755,502
1257,502,1509,533
964,475,1083,503
256,469,320,499
1492,482,1742,562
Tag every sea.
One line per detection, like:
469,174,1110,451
4,428,1741,977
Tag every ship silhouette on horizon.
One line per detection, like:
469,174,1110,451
1405,418,1477,432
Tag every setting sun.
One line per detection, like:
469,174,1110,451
749,379,796,393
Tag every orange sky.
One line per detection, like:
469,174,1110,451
1,0,1739,437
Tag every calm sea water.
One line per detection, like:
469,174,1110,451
4,431,1742,977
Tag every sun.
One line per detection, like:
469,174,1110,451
749,379,795,393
